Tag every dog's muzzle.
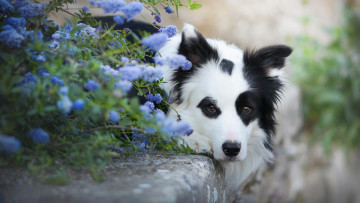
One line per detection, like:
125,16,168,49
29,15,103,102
222,141,241,157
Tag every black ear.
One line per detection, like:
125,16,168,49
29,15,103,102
243,45,292,70
177,24,219,67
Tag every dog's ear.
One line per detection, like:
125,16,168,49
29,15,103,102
178,24,219,67
243,45,292,76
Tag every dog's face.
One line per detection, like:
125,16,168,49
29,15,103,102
162,25,292,162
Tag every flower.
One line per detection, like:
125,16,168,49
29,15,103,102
121,56,129,64
82,6,89,12
166,55,187,69
182,60,192,70
114,80,132,93
84,80,99,92
17,2,45,19
4,17,26,28
50,76,64,86
161,119,191,137
72,99,85,110
114,15,126,25
19,72,37,86
48,41,60,49
121,2,143,20
118,66,141,81
146,93,162,104
35,55,46,62
154,109,166,122
89,0,126,14
0,0,14,14
0,135,21,154
141,33,168,51
109,110,120,123
58,86,69,95
164,6,173,14
0,29,25,48
38,68,50,77
57,96,73,113
140,66,163,82
27,128,50,144
153,56,164,65
154,15,161,23
154,93,162,103
159,25,177,38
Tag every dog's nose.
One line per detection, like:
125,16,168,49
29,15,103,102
222,141,241,157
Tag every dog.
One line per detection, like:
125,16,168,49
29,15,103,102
157,24,292,191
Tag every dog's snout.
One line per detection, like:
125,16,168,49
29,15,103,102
222,141,241,157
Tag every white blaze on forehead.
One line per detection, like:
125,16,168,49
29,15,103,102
184,61,249,108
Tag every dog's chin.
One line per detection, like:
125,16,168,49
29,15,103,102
215,156,241,162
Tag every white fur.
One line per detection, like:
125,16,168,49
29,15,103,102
157,24,275,192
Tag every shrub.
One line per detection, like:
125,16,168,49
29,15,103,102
292,8,360,152
0,0,202,174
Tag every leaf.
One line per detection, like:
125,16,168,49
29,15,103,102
190,2,202,10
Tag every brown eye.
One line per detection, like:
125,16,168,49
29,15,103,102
242,106,251,114
207,104,216,112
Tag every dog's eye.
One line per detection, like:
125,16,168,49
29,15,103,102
242,106,251,114
207,104,216,112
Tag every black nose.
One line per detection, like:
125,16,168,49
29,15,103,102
222,141,241,157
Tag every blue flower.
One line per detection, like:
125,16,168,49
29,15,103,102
0,0,14,14
84,80,99,92
132,128,148,152
0,135,21,154
0,29,25,48
159,25,177,38
38,68,50,77
182,60,192,70
90,0,126,14
154,15,161,23
140,66,163,82
114,80,132,93
36,55,46,62
27,128,49,144
166,55,187,69
114,15,126,25
58,86,69,95
121,2,143,20
19,72,37,86
4,17,26,28
161,119,191,137
154,93,162,103
141,33,168,51
109,110,120,123
57,96,73,113
145,93,155,102
50,76,64,86
82,6,89,12
17,2,45,19
154,109,166,122
48,41,60,49
164,6,173,14
118,66,141,81
29,30,43,42
121,56,129,64
72,99,85,111
153,56,164,65
144,101,155,111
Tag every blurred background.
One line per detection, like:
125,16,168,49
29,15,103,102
50,0,360,202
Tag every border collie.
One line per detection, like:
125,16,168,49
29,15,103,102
157,24,292,191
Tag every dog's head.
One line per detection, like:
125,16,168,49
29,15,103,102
162,24,292,161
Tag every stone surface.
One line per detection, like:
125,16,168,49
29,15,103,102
0,154,225,203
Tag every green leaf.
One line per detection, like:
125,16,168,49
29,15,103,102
190,2,202,10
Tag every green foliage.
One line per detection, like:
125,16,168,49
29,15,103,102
0,0,196,180
292,8,360,152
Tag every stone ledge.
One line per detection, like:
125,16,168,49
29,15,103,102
0,154,226,203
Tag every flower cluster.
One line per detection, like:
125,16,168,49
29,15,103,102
0,17,28,48
89,0,143,25
142,33,168,51
159,25,178,38
166,55,193,70
0,135,21,154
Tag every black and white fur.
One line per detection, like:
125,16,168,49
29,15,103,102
157,24,292,191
